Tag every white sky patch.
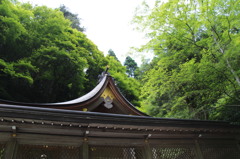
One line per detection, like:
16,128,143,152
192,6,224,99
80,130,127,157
20,0,154,65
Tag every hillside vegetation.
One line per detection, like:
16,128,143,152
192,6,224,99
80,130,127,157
0,0,139,105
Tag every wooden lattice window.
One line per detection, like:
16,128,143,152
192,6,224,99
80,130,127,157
199,143,240,159
16,144,80,159
151,144,197,159
0,144,5,159
89,145,145,159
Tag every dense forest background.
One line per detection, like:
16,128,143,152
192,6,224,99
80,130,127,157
0,0,240,123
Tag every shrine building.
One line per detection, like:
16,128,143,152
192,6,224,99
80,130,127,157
0,71,239,159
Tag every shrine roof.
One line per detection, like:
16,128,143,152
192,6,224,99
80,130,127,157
0,72,146,116
54,75,107,105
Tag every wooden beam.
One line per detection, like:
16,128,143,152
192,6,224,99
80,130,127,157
4,139,17,159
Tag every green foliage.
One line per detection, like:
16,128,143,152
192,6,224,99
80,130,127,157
30,46,88,102
135,0,240,122
0,0,142,105
124,56,138,77
84,41,107,93
0,0,138,106
106,55,141,106
59,5,85,32
107,49,120,62
0,0,106,102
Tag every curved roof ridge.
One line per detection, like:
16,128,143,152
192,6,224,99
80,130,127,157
107,78,147,116
0,72,147,116
0,74,108,106
53,74,108,105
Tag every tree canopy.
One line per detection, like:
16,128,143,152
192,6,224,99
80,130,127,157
0,0,140,107
124,56,138,77
106,52,141,106
0,0,106,102
59,5,85,32
107,49,119,61
134,0,240,122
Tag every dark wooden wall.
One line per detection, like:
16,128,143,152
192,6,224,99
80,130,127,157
1,130,240,159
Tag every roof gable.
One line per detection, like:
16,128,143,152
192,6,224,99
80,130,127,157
0,72,146,116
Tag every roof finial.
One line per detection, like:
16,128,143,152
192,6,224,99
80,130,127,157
105,65,109,74
98,66,110,83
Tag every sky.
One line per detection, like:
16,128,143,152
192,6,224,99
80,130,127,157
20,0,152,65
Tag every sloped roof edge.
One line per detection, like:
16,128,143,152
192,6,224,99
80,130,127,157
0,73,146,116
53,74,108,105
107,77,147,116
0,103,232,127
0,74,108,106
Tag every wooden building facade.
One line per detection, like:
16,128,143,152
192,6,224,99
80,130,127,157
0,72,240,159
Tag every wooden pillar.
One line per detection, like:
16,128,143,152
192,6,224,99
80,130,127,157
81,137,89,159
4,138,18,159
144,139,152,159
4,126,18,159
194,139,204,159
